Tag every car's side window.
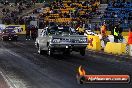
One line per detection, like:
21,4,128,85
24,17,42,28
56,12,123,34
40,28,47,37
43,31,47,36
40,30,44,37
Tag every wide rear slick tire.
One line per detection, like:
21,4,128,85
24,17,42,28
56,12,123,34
37,45,43,55
80,49,85,56
63,49,71,55
47,47,53,56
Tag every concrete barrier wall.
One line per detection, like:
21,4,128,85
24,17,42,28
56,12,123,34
87,35,101,51
127,45,132,56
95,31,129,36
104,42,126,55
124,36,128,43
5,25,26,34
87,34,131,56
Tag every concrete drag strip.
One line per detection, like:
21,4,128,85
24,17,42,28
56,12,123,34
0,40,132,88
0,48,14,88
0,48,28,88
0,45,65,88
0,69,15,88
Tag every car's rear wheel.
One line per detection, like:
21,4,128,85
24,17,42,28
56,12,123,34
13,38,17,41
47,46,53,56
63,50,71,55
15,38,18,41
37,45,43,55
80,49,85,56
2,37,5,41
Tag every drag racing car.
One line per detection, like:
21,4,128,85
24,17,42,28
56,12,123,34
35,26,88,56
0,28,18,41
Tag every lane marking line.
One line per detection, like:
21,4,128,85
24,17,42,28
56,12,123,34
0,69,16,88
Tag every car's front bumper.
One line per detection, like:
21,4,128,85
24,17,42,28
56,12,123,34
50,43,88,51
2,36,18,40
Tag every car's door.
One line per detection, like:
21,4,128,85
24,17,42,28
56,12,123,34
39,28,48,50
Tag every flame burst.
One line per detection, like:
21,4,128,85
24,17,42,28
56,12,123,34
78,66,86,76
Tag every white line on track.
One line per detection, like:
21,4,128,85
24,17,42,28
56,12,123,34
0,69,16,88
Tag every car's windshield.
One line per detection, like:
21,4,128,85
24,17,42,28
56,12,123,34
3,29,15,33
47,26,71,35
70,27,78,34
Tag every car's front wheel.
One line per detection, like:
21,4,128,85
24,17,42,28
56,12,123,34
37,45,43,55
80,49,85,56
2,37,5,41
63,50,71,55
14,38,18,41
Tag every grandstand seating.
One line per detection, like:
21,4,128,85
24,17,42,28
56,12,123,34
102,1,132,30
41,0,100,24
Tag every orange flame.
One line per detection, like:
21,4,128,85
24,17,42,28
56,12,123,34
78,66,86,76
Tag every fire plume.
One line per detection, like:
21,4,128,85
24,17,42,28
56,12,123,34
78,66,86,76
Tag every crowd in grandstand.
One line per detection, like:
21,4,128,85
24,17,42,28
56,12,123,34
1,0,36,25
42,0,100,32
0,0,39,40
102,0,132,30
0,0,132,43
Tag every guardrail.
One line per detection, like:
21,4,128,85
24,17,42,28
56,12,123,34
87,34,132,57
104,42,126,55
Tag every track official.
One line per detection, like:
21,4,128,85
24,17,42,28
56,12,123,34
113,26,119,43
76,25,85,35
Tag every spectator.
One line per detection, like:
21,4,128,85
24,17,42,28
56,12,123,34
49,9,53,14
100,22,107,37
31,25,37,40
128,25,132,45
32,0,36,7
2,8,6,15
64,12,68,18
118,24,123,41
1,0,4,4
5,0,9,5
25,25,31,40
113,25,119,43
76,25,85,35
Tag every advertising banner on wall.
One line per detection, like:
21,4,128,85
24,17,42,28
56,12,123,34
0,24,6,30
5,25,26,34
0,24,6,33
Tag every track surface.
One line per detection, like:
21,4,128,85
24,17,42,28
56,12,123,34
0,36,132,88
